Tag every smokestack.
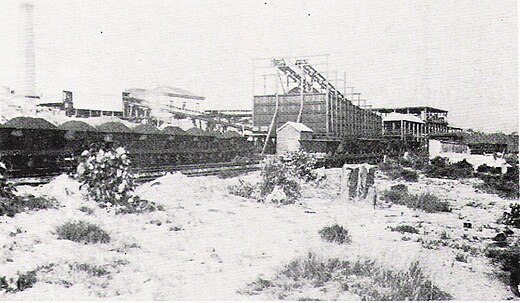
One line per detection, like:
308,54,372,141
20,1,37,98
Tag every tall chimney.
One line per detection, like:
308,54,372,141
20,1,37,98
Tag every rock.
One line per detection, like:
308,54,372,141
463,222,472,229
504,227,515,236
493,233,507,242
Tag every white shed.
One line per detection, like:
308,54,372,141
276,122,313,156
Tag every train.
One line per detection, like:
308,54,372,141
0,117,253,178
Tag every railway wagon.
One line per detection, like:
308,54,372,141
0,118,69,177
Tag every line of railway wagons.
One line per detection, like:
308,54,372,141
0,117,252,177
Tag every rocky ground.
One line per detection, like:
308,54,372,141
0,168,517,300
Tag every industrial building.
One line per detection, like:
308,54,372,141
372,106,461,141
252,57,382,154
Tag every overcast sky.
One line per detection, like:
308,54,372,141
0,0,517,133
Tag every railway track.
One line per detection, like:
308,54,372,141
10,160,261,186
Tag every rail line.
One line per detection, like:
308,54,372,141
11,160,261,186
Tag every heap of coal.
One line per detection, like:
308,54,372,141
3,117,57,130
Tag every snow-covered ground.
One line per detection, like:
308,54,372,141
0,169,516,300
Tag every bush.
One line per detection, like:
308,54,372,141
318,224,352,244
75,147,161,214
389,225,419,234
0,162,16,199
378,160,419,182
400,153,429,170
228,179,256,199
0,195,59,218
400,169,419,182
499,203,520,228
424,157,474,179
383,188,450,213
229,152,324,205
283,151,324,182
476,164,519,199
485,243,520,296
1,269,39,293
243,253,451,300
56,220,110,244
455,253,468,263
257,157,301,204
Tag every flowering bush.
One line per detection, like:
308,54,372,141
229,151,324,205
75,147,161,214
258,157,301,204
265,186,288,204
283,150,325,182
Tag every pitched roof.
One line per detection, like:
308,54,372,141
383,112,425,124
277,121,313,133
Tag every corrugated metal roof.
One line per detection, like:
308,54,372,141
383,112,425,124
277,121,313,133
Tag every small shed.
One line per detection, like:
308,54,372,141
276,122,313,156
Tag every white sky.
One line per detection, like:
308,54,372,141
0,0,518,133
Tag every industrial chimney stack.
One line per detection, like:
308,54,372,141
20,1,37,98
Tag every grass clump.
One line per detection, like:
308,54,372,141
383,187,450,213
56,220,110,244
70,263,109,277
318,224,352,244
389,225,419,234
242,252,451,300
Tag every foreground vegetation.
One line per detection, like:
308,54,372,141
242,252,452,300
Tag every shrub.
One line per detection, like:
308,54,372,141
70,263,109,277
0,270,38,293
0,162,16,199
0,195,59,218
475,164,519,199
378,160,419,182
243,252,451,300
424,157,474,179
485,243,520,295
318,224,352,244
498,203,520,228
75,147,161,213
257,157,301,204
283,151,324,182
229,152,324,205
228,179,256,199
56,220,110,244
400,153,429,170
383,188,450,213
389,225,419,234
455,253,468,263
78,206,94,215
400,169,419,182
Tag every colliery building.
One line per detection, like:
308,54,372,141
372,106,462,141
253,58,382,139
